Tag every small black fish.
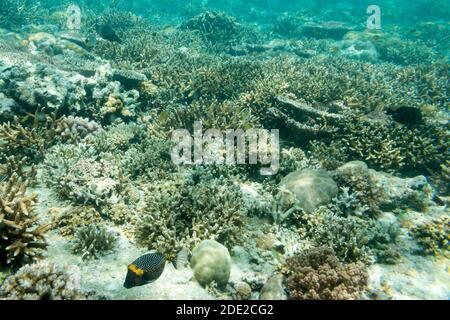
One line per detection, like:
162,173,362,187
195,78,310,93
387,106,423,126
96,24,122,43
123,252,166,289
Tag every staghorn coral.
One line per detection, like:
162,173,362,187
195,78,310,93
0,155,37,183
51,206,103,237
149,98,259,138
89,122,142,154
410,216,449,257
306,210,373,264
272,13,303,38
282,247,368,300
181,58,266,102
71,225,117,261
310,113,449,176
85,9,147,38
0,261,85,300
367,220,402,264
135,176,247,257
301,204,402,264
120,136,176,181
0,174,48,266
0,120,52,164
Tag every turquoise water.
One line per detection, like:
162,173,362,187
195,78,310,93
0,0,448,300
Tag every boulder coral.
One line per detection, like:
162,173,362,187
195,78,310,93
190,240,231,288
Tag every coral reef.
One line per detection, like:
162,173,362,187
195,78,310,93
333,161,383,217
51,206,103,237
282,247,368,300
0,261,85,300
42,143,126,206
0,0,447,301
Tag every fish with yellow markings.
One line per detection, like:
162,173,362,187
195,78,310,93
123,253,166,289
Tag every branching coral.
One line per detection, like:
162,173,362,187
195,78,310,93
0,121,51,164
303,210,372,264
89,122,142,153
51,206,103,237
0,155,37,184
282,247,368,300
302,206,402,265
182,11,247,50
272,13,303,38
43,142,128,206
72,225,117,261
120,136,176,181
149,98,259,138
0,261,85,300
410,216,449,257
0,174,48,266
135,176,247,257
310,115,449,175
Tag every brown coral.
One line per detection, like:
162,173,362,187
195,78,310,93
283,247,368,300
0,174,49,266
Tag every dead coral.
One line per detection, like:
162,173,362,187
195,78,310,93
282,247,368,300
0,174,48,266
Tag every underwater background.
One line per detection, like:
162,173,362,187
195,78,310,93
0,0,448,300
